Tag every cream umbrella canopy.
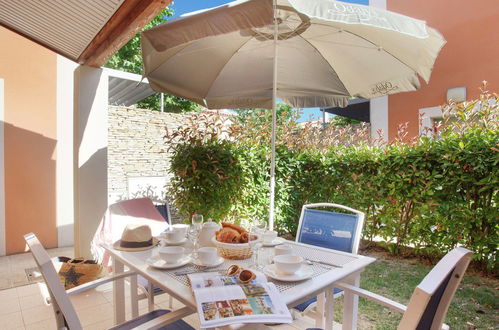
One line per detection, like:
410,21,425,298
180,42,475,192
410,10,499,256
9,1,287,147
141,0,445,229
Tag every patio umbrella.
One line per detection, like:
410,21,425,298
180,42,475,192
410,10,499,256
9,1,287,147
141,0,445,229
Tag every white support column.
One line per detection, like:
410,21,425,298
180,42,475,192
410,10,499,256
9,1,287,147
369,0,388,143
74,65,108,259
0,79,5,256
369,0,386,9
369,96,388,142
57,56,78,248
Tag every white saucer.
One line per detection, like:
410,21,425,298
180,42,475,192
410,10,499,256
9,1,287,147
262,237,285,247
146,255,191,269
191,256,225,268
161,237,187,246
263,264,313,282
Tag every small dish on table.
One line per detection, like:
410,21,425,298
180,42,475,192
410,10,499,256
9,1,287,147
146,255,191,269
263,264,313,282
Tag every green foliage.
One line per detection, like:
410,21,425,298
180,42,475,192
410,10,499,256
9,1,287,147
169,140,244,222
104,7,199,113
330,115,361,127
166,86,498,270
234,104,296,125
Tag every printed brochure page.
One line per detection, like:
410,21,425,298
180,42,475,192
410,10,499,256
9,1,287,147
188,271,292,328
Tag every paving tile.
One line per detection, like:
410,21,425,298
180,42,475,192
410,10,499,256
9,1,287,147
16,284,40,297
20,303,55,325
0,277,13,290
83,318,114,330
70,289,108,310
24,318,56,330
0,287,18,299
19,292,47,310
0,295,21,315
77,302,114,326
0,311,24,330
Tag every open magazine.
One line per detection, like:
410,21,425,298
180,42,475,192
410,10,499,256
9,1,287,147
188,271,292,328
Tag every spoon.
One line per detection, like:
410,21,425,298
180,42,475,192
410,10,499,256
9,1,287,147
305,257,344,268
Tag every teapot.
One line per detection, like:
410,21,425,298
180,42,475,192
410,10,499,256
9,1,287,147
198,218,220,247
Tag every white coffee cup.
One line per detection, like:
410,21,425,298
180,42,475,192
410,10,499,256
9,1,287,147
274,244,293,256
263,230,278,244
159,246,185,264
172,224,189,235
162,230,183,243
274,255,303,275
197,247,218,265
162,224,189,243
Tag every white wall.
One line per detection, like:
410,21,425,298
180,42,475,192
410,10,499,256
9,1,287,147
0,79,5,256
74,66,108,259
57,55,78,248
419,106,442,137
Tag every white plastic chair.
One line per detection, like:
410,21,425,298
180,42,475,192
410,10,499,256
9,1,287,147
293,203,365,321
24,232,193,330
306,247,473,330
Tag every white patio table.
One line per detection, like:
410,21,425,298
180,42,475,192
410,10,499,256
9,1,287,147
102,240,375,330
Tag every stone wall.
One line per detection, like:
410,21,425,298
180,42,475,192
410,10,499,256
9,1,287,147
107,106,187,203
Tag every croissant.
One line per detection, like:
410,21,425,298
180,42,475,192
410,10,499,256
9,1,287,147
217,230,240,243
238,232,250,243
221,222,246,234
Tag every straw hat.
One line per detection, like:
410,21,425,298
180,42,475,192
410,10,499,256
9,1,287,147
113,224,158,251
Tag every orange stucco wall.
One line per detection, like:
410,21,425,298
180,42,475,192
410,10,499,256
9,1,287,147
0,27,57,254
386,0,499,140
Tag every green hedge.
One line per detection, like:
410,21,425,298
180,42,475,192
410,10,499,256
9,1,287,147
168,128,498,270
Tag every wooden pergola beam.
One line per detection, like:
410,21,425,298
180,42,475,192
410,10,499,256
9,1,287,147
77,0,172,67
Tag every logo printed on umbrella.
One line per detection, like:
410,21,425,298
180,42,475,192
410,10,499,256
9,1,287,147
327,2,389,26
371,81,399,95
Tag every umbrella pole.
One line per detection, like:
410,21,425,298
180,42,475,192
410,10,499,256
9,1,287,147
269,0,278,231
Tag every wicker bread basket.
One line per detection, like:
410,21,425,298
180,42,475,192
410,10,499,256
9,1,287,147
211,235,259,260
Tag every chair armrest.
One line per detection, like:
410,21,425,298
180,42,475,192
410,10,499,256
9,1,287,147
66,271,137,296
336,282,407,314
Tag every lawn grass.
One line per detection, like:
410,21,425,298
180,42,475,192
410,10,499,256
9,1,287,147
330,250,498,329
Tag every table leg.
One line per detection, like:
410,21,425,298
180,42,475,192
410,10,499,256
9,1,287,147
324,286,335,330
147,281,154,312
315,292,325,328
342,272,360,330
112,256,126,325
130,273,139,318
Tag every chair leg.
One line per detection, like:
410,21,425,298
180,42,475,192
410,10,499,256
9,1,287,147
169,294,173,309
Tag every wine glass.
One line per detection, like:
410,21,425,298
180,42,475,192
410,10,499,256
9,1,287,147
249,217,266,269
192,214,204,230
190,214,204,255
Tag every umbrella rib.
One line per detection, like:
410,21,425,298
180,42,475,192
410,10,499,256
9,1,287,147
296,34,351,96
203,36,255,102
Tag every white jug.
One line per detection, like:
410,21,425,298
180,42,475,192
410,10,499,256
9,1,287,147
198,218,220,247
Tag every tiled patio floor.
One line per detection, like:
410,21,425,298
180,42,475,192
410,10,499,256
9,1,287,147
0,248,340,329
0,247,74,290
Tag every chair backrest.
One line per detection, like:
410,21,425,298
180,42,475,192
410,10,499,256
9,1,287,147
400,247,473,330
295,203,365,254
91,197,169,267
24,233,83,330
